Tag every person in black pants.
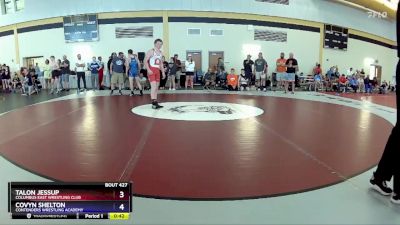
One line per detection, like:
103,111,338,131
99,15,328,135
370,2,400,204
243,55,254,88
74,54,87,92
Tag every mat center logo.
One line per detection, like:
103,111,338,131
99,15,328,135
131,102,264,121
169,105,234,114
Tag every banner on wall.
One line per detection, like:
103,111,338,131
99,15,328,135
115,26,153,38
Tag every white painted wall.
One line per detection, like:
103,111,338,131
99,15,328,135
17,23,163,67
323,39,397,82
0,35,16,69
0,0,396,41
5,21,397,83
170,23,320,75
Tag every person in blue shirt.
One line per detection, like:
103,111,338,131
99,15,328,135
326,67,333,80
126,49,143,96
349,75,359,93
314,73,322,91
89,56,100,90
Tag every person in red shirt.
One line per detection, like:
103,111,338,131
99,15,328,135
97,56,104,90
226,68,238,91
313,63,322,76
338,74,348,93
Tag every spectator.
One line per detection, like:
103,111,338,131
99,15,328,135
34,63,41,77
357,75,365,93
173,54,182,89
326,66,335,80
379,80,388,94
239,69,250,91
11,73,21,92
227,68,239,91
43,59,51,89
338,74,348,93
372,77,379,91
89,56,100,90
254,52,268,91
110,52,125,95
21,67,34,96
314,73,323,92
61,55,71,91
217,57,225,79
185,55,195,89
49,57,61,94
75,54,87,93
159,56,168,90
107,53,117,89
313,63,322,76
347,67,354,76
360,68,365,77
276,52,286,91
243,55,254,87
98,56,105,90
364,75,372,94
349,75,359,93
203,68,215,90
139,69,149,90
1,66,11,92
126,50,143,96
285,52,298,94
168,57,178,91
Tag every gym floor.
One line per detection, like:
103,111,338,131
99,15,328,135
0,89,398,225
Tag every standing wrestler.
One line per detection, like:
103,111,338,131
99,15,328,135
144,39,166,109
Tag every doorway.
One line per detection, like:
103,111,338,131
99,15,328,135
370,64,382,84
23,56,45,70
209,51,224,72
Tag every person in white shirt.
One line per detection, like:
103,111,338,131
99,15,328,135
347,67,354,76
144,38,166,109
185,55,195,89
74,54,87,92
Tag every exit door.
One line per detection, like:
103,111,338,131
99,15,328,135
370,64,382,84
209,51,224,72
23,56,44,69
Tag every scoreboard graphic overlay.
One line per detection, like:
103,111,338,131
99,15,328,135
8,182,132,220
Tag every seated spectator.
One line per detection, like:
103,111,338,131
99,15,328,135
388,82,395,92
379,80,388,94
139,70,149,90
364,75,372,94
203,68,216,90
265,75,272,90
238,69,250,91
338,74,348,93
20,67,33,96
313,63,322,76
216,69,227,88
314,73,323,91
332,77,339,92
226,68,238,91
326,66,334,80
349,75,359,93
372,77,379,92
324,75,332,91
11,73,22,92
29,69,39,95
